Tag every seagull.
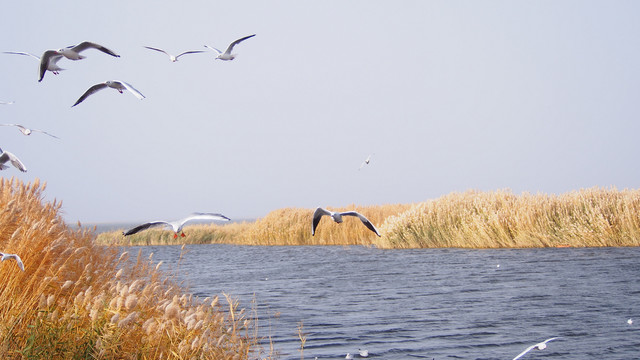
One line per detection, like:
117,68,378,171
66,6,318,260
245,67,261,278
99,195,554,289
204,34,256,61
0,147,27,172
628,318,633,325
0,101,14,105
0,252,24,271
72,80,145,107
345,354,353,360
358,349,369,357
512,337,559,360
359,154,374,170
4,51,65,82
58,41,120,60
0,124,59,139
312,207,381,237
123,213,232,238
143,46,205,62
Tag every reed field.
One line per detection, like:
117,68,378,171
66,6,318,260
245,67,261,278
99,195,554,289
0,178,264,359
98,188,640,249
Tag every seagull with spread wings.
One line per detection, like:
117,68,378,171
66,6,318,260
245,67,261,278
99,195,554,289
58,41,120,60
143,46,204,62
0,124,59,139
312,207,381,237
204,34,256,61
4,51,65,82
123,213,232,238
0,147,27,172
72,80,145,107
512,337,560,360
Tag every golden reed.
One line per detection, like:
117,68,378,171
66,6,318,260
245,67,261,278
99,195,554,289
0,178,264,359
98,188,640,249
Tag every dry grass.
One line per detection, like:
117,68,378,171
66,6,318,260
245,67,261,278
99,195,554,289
97,204,413,247
376,187,640,249
0,178,265,359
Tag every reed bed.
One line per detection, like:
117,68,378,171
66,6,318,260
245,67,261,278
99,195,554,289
0,178,264,359
376,187,640,249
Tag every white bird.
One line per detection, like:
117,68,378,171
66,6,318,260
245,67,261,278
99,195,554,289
72,80,145,107
143,46,205,62
123,213,232,238
345,353,353,360
204,34,256,61
58,41,120,60
0,101,14,105
358,349,369,357
359,154,374,170
0,252,24,271
512,337,559,360
628,318,633,325
312,207,381,237
3,51,65,82
0,124,59,139
0,147,27,172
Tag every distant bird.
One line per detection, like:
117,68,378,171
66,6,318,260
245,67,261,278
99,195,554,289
0,124,59,139
123,213,232,238
0,252,24,271
312,207,381,237
345,354,353,360
58,41,120,60
143,46,205,62
359,153,374,170
4,51,65,82
512,337,559,360
358,349,369,357
204,34,256,61
0,147,27,172
0,101,14,105
72,80,145,107
628,318,633,325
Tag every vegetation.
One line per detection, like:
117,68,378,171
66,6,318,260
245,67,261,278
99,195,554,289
0,178,264,359
98,188,640,249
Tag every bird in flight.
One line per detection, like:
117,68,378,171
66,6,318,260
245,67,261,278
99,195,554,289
0,148,27,172
72,80,145,107
143,46,205,62
0,124,59,139
312,207,381,237
205,34,256,61
512,337,560,360
123,213,232,238
57,41,120,60
0,252,24,271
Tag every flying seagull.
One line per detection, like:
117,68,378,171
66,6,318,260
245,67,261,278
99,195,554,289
0,124,59,139
72,80,145,107
204,34,256,61
0,101,14,105
359,153,374,170
123,213,232,238
512,337,560,360
4,51,65,82
143,46,205,62
0,147,27,172
0,252,24,271
58,41,120,60
312,207,381,237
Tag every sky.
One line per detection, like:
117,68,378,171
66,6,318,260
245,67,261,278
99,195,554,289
0,1,639,224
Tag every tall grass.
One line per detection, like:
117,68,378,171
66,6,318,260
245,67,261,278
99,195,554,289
376,188,640,249
0,178,264,359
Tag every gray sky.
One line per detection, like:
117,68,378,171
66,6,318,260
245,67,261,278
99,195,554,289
1,1,639,224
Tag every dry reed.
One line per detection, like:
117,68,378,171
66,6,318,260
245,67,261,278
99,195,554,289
0,177,265,359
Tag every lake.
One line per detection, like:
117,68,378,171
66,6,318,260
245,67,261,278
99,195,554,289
128,244,639,359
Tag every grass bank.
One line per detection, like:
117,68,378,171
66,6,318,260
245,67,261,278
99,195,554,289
97,188,640,249
0,178,263,359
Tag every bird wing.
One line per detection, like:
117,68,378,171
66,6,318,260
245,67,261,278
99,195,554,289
179,213,231,225
32,129,60,139
72,83,109,107
0,253,24,271
144,46,171,57
512,344,536,360
0,151,27,172
123,221,171,236
39,50,61,82
311,207,332,236
224,34,256,54
117,81,145,100
71,41,120,57
4,51,40,60
204,45,222,55
175,50,205,59
341,211,381,237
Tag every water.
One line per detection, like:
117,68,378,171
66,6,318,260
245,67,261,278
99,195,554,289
128,245,640,359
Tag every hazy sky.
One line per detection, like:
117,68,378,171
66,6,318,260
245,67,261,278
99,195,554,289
1,1,638,224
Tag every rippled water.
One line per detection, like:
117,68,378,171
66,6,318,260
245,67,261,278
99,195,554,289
129,245,640,359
